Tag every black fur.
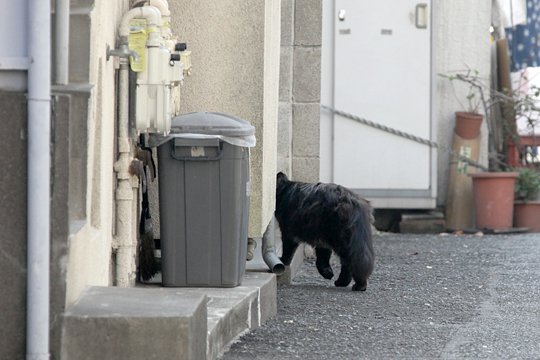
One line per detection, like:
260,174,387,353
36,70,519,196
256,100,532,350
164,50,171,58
275,172,374,291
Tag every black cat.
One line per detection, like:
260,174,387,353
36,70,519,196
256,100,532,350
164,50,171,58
275,172,374,291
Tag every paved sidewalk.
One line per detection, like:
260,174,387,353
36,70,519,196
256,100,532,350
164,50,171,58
222,233,540,359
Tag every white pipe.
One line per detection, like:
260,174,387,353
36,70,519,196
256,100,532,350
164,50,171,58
114,54,134,287
262,217,285,275
27,0,51,358
148,0,170,17
114,5,162,287
54,0,69,85
148,0,172,41
119,6,160,38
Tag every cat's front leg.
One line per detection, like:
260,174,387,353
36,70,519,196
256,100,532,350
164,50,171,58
279,233,299,266
315,247,334,279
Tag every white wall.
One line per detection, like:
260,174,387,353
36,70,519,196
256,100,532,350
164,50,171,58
320,0,492,206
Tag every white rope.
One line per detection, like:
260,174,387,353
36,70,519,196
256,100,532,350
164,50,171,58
321,104,489,171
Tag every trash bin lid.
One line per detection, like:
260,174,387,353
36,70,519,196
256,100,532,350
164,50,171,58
171,112,255,137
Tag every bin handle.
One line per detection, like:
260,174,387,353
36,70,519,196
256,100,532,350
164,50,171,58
169,140,224,161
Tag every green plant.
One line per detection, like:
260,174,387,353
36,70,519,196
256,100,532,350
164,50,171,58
515,168,540,201
440,68,485,114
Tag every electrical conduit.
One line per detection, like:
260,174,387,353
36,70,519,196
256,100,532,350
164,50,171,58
54,0,69,85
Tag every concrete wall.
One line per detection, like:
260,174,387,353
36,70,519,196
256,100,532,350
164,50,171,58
278,0,322,182
62,0,128,306
434,0,492,205
169,0,281,237
0,4,30,357
0,92,27,360
0,1,120,357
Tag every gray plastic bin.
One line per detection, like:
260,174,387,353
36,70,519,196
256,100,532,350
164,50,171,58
157,112,255,287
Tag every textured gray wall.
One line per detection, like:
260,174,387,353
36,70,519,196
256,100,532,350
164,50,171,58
0,91,27,360
278,0,322,182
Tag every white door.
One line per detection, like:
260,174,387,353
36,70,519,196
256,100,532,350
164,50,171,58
333,0,433,196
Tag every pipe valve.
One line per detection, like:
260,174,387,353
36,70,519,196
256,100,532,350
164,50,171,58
106,44,139,62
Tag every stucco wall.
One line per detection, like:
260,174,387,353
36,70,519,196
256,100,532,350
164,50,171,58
434,0,492,205
169,0,281,237
64,0,129,305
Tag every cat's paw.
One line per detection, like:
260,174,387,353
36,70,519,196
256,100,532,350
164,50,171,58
351,281,367,291
279,256,292,266
317,266,334,280
334,278,352,287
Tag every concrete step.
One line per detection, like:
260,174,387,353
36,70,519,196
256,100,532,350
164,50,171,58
60,228,306,360
399,211,446,234
170,272,276,359
61,272,276,360
61,286,207,360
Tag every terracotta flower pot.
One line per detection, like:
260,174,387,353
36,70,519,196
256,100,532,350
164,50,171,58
514,201,540,232
471,172,518,230
455,111,483,139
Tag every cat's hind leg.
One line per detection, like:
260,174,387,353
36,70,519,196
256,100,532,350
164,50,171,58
351,278,368,291
334,253,353,287
349,247,373,291
350,254,371,291
315,247,334,279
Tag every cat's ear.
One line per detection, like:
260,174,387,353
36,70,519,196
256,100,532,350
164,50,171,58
277,172,289,185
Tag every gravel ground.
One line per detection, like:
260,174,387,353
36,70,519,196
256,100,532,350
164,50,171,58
221,233,540,360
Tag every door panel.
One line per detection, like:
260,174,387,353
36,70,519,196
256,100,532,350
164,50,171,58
333,0,432,190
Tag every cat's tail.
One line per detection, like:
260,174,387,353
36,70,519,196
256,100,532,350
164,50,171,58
349,199,375,287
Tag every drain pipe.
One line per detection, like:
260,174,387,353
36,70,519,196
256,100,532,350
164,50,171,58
54,0,69,85
147,0,172,44
110,6,161,287
27,0,51,358
148,0,170,19
262,216,285,275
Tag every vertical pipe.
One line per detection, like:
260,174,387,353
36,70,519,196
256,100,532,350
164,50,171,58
114,50,136,287
55,0,69,85
113,6,161,287
27,0,51,358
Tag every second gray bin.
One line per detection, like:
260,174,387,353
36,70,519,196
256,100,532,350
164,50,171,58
157,112,255,287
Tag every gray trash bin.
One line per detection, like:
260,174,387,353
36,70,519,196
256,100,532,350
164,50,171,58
157,112,256,287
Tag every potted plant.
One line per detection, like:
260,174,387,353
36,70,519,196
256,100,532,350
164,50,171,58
441,68,520,230
440,69,484,140
514,167,540,232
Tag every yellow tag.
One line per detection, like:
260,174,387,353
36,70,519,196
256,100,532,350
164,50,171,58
128,19,148,72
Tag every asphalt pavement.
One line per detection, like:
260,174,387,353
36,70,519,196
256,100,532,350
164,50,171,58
221,233,540,359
